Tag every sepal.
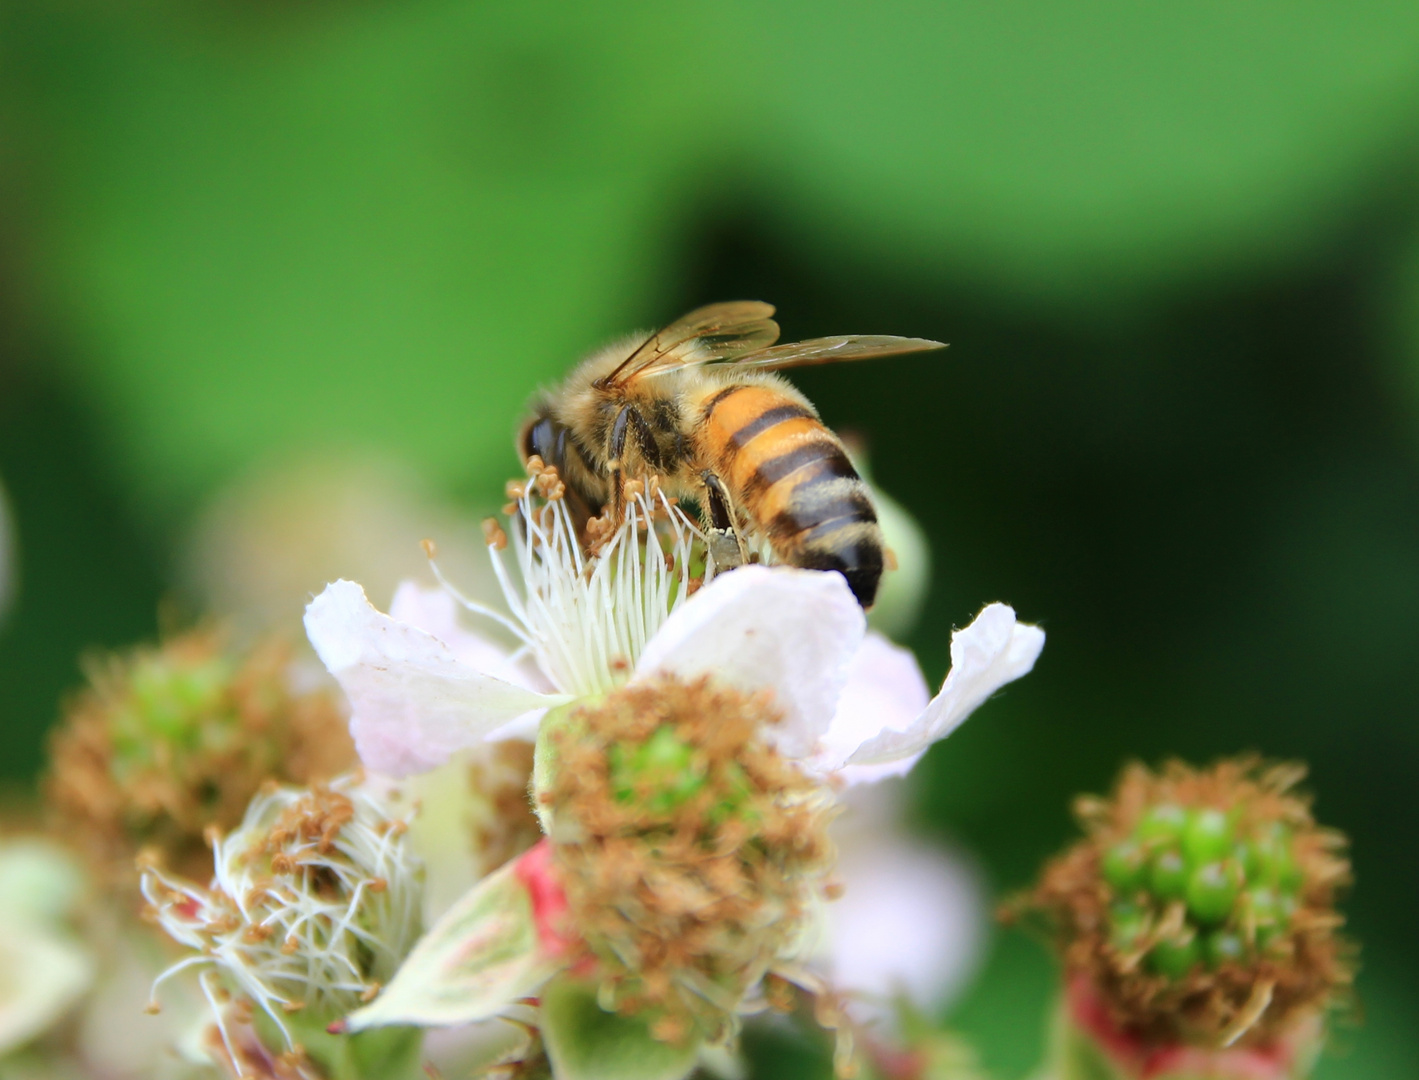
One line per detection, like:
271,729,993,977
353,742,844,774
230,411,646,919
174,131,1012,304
540,976,701,1080
1047,983,1323,1080
345,846,569,1030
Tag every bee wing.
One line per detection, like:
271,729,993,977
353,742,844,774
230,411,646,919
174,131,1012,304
604,301,781,387
727,335,947,370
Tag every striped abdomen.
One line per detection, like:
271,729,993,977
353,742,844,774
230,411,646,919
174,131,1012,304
699,381,884,607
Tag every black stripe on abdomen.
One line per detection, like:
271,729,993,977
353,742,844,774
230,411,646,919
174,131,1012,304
795,535,884,607
766,488,876,541
728,402,815,450
700,384,746,424
746,440,857,497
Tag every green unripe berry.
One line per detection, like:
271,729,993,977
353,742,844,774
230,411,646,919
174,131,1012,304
1102,839,1149,894
1278,891,1299,921
1276,852,1304,893
609,726,705,814
1186,860,1243,924
1255,923,1289,953
1149,848,1189,900
1235,838,1259,880
1182,807,1234,864
1137,804,1187,845
1148,935,1201,979
1203,929,1247,968
1246,886,1287,930
1251,823,1303,891
1108,901,1149,951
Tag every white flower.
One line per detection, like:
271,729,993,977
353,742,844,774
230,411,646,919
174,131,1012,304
821,781,987,1023
0,839,94,1056
304,480,1044,785
301,479,1043,1065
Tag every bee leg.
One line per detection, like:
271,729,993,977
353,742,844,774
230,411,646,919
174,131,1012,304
701,470,748,571
605,404,633,526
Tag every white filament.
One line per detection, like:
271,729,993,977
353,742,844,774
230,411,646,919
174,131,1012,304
143,776,423,1050
446,482,707,699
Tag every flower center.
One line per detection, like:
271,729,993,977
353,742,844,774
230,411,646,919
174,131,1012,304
442,463,709,699
46,631,352,886
542,674,836,1045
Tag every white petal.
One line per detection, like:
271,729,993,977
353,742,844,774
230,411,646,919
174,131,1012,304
0,928,93,1054
389,581,554,697
304,580,570,777
846,603,1044,767
811,632,931,781
632,566,865,758
824,829,986,1019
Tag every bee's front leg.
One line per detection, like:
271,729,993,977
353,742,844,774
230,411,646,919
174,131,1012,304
605,404,634,527
701,470,748,572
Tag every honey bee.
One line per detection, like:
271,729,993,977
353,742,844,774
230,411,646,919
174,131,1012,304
519,301,944,607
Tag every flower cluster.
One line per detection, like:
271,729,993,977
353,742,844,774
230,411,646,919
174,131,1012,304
297,461,1043,1077
47,630,354,884
0,323,1369,1080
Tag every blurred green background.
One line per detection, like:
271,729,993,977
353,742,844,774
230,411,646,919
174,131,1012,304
2,2,1418,1076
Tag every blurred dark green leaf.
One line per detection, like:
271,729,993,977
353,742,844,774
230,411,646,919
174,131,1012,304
6,1,749,513
754,1,1419,304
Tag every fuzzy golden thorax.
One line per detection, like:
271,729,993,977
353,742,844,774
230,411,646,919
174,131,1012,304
522,333,814,521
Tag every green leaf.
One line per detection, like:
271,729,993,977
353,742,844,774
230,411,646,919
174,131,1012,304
754,2,1419,303
256,1013,425,1080
345,854,564,1030
540,976,700,1080
4,2,740,516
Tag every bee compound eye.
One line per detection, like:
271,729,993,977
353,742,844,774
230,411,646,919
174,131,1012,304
522,416,563,469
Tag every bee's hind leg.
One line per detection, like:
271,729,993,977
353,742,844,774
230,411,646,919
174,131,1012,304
701,470,749,572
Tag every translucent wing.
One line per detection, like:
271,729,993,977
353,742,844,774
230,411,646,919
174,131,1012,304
603,301,781,387
728,335,947,370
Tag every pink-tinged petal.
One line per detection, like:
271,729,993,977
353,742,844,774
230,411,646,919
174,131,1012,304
389,582,554,696
846,603,1044,767
811,632,931,781
632,566,865,758
304,580,570,777
825,834,986,1018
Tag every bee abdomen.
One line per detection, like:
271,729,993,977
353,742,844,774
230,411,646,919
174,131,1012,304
702,383,884,606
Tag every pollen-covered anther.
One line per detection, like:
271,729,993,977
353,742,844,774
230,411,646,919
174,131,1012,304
532,463,566,500
483,518,510,551
546,673,837,1044
1023,757,1353,1049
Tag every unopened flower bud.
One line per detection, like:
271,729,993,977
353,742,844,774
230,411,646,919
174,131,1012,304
1021,757,1353,1079
46,630,355,885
